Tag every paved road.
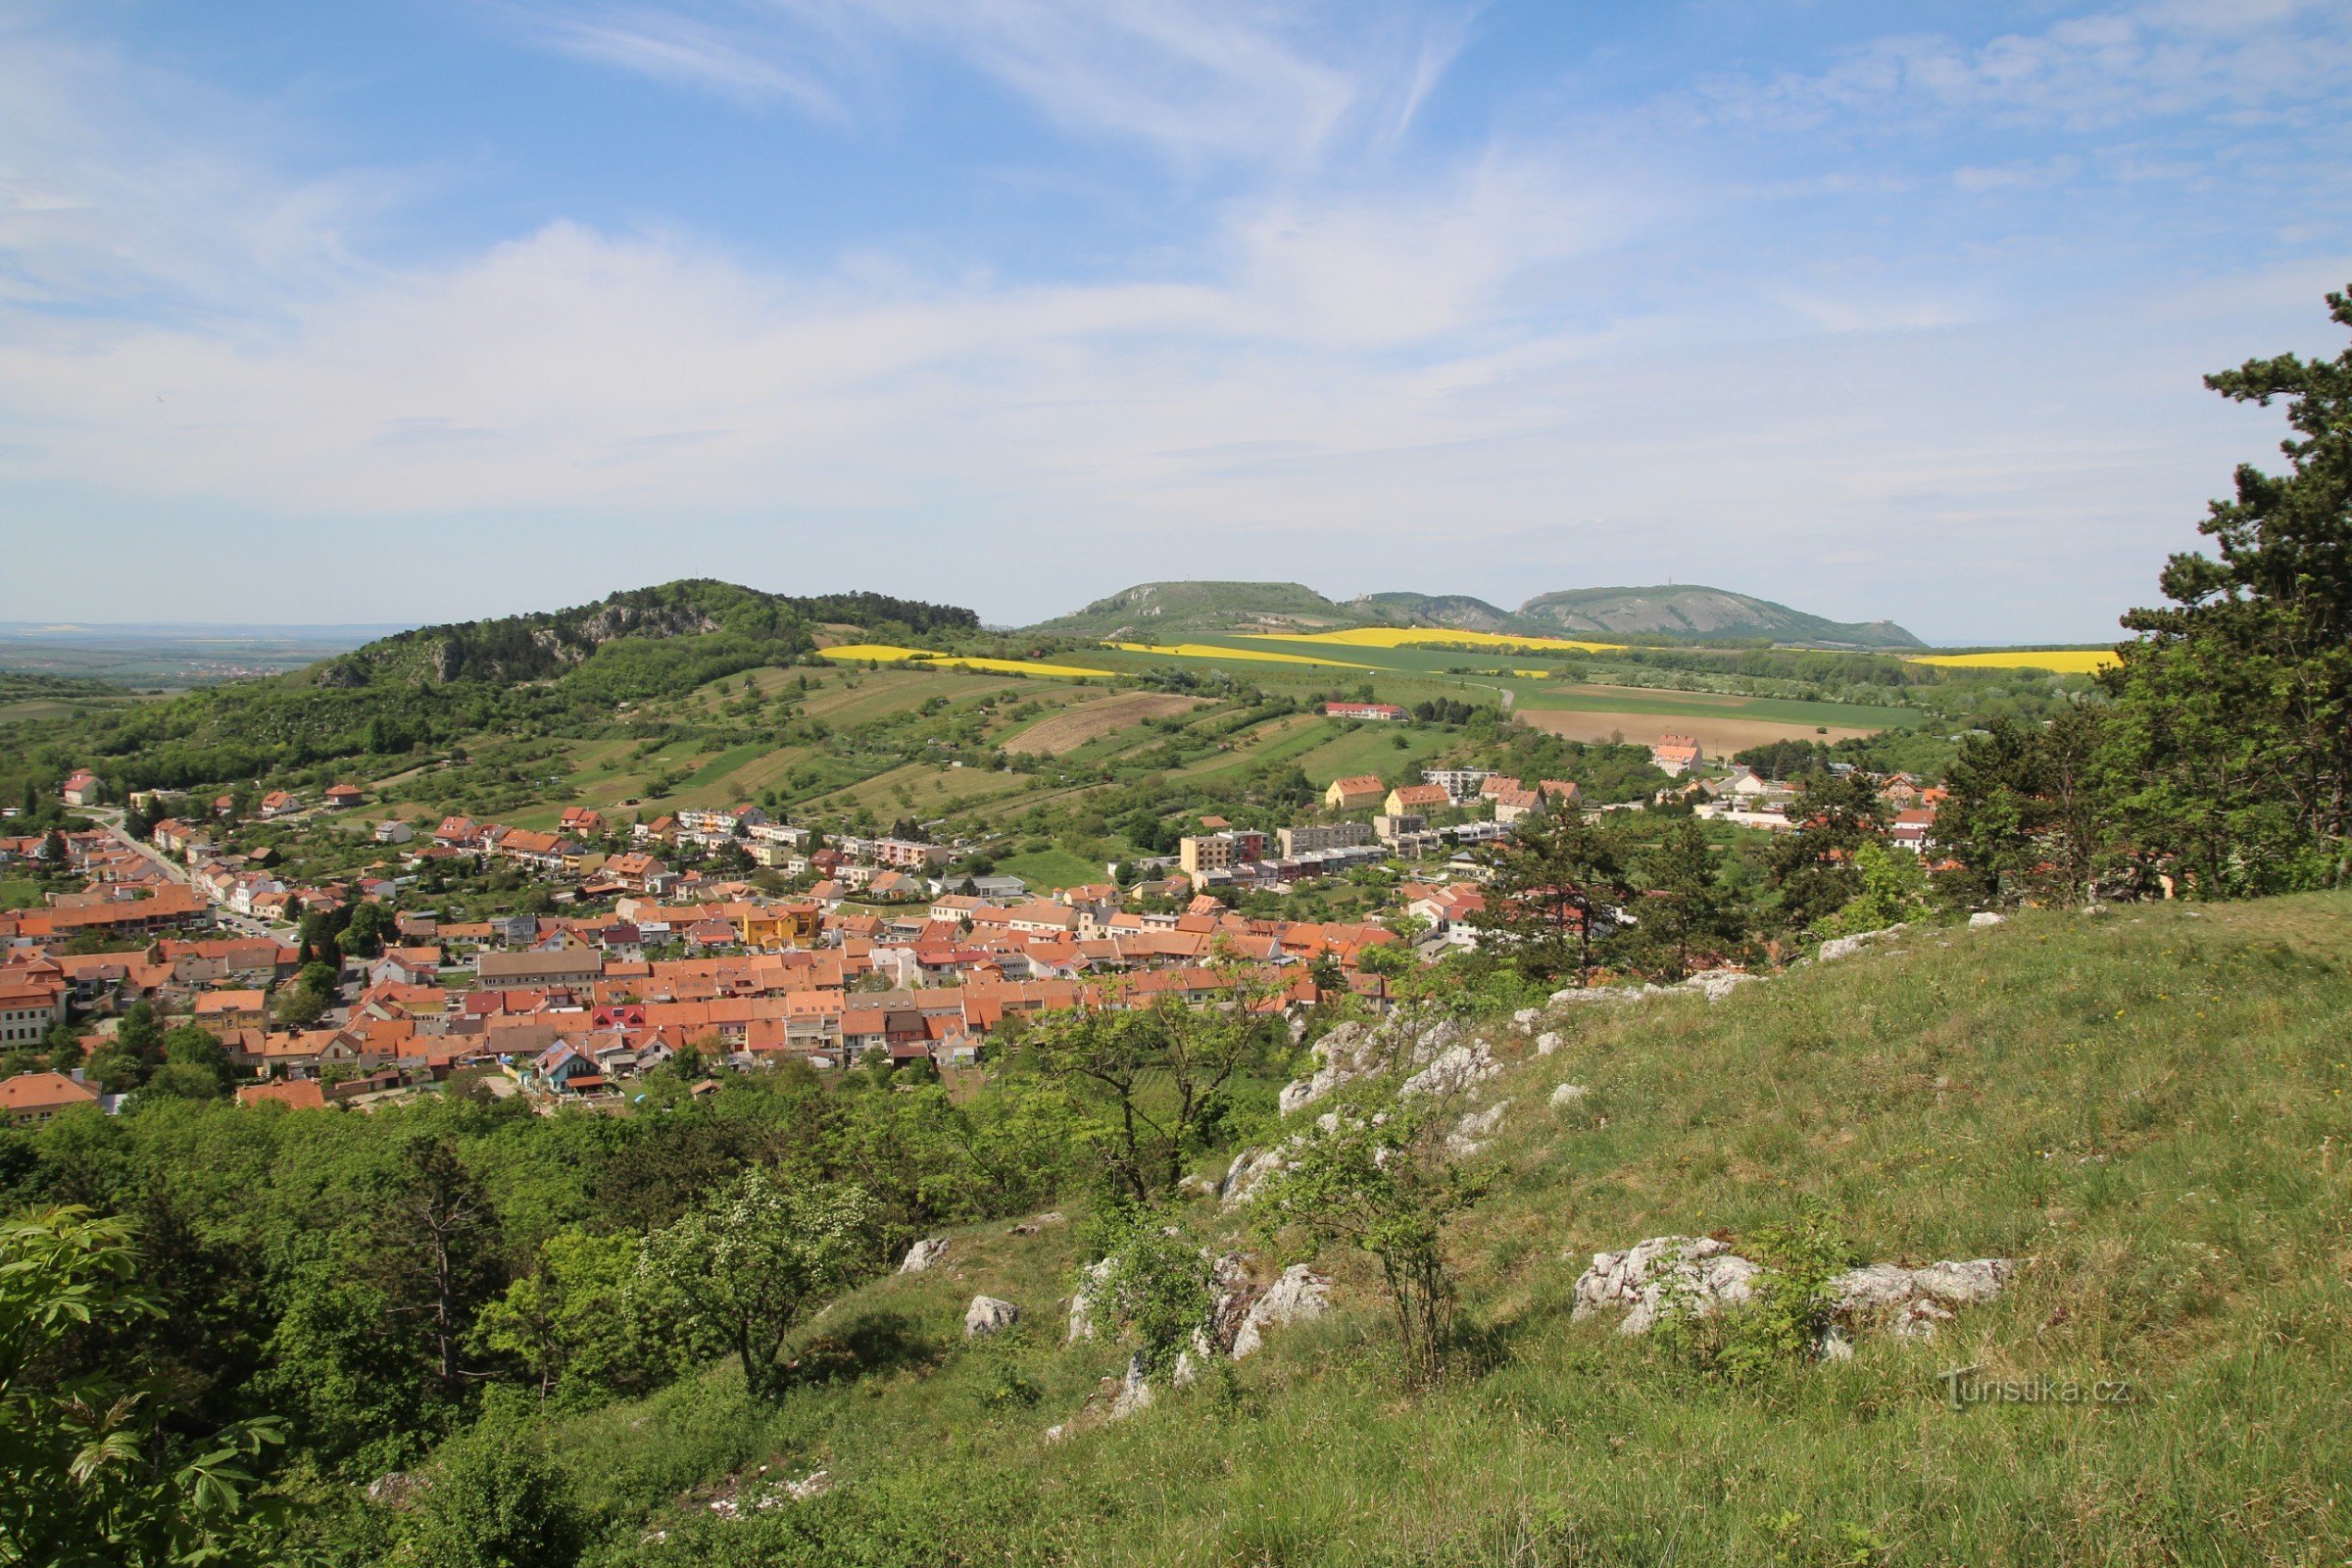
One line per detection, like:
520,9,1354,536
87,808,287,942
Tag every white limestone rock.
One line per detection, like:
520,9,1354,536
1446,1100,1510,1157
899,1237,949,1274
1549,1082,1588,1108
964,1296,1019,1339
1066,1258,1112,1343
1573,1237,2016,1344
1828,1258,2016,1341
1277,1019,1383,1115
1695,970,1756,1002
1218,1145,1293,1210
1969,911,2007,928
1230,1264,1332,1359
1534,1030,1564,1055
1399,1040,1498,1101
1109,1351,1153,1419
1572,1236,1762,1335
1818,924,1907,962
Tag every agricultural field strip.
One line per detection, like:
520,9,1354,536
1907,650,2118,673
1242,628,1628,654
1100,641,1380,671
819,643,1114,678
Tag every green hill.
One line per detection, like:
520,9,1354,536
1516,584,1925,649
1031,581,1359,639
1349,591,1520,631
1035,580,1922,648
501,895,2352,1562
317,579,977,690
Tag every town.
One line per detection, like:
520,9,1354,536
4,717,1947,1124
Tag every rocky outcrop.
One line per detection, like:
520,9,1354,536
900,1237,950,1273
1398,1040,1498,1100
1109,1352,1153,1419
1827,1259,2015,1339
1277,1019,1386,1115
964,1296,1019,1339
1446,1100,1509,1157
1817,925,1906,962
1278,1013,1483,1117
1968,911,2007,929
1066,1258,1112,1343
1571,1236,2015,1344
1229,1264,1332,1359
1571,1236,1762,1335
1548,968,1755,1005
1549,1082,1588,1108
1218,1145,1292,1211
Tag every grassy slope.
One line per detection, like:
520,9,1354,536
551,893,2352,1566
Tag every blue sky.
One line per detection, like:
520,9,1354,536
2,1,2348,640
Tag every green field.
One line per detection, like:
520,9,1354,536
992,846,1104,891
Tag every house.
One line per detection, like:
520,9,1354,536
1889,808,1937,853
2,1070,99,1125
192,989,269,1034
1323,702,1406,721
1324,774,1387,812
603,851,667,891
1648,735,1703,776
531,1042,605,1096
0,975,68,1043
322,783,365,810
1489,785,1544,825
374,819,415,844
61,770,104,808
258,790,297,819
1384,783,1450,817
477,950,603,988
497,829,582,874
558,807,608,838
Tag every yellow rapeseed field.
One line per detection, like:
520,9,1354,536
1104,641,1377,670
818,644,1112,678
1907,649,2121,674
1242,628,1626,655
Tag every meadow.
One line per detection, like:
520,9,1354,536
520,892,2352,1566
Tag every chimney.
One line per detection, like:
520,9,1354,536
70,1067,85,1084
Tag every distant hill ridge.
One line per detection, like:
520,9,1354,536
1034,580,1922,649
317,579,979,690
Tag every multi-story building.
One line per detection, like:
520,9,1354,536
1178,830,1268,878
1279,821,1375,857
872,837,954,870
1421,767,1493,802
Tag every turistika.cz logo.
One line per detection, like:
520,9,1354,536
1937,1367,2133,1411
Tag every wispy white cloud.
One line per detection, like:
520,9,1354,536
501,0,1472,170
0,4,2344,641
1691,4,2352,135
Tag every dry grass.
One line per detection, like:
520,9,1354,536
1004,692,1209,756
